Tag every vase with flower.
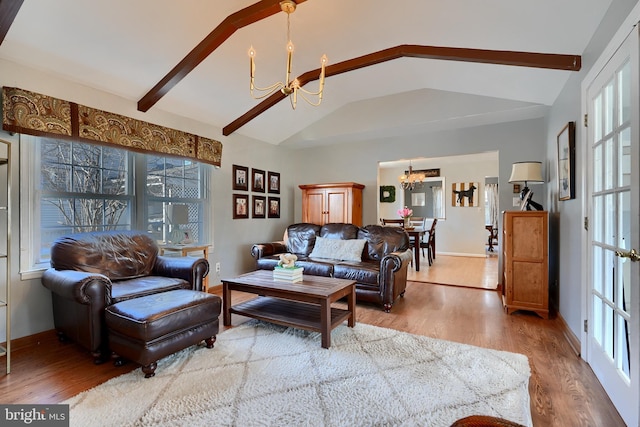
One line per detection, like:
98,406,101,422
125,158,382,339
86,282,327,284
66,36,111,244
397,206,413,229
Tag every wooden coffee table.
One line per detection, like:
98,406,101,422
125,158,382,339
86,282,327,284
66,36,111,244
222,270,356,348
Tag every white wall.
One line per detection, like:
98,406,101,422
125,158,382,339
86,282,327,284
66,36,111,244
379,154,499,256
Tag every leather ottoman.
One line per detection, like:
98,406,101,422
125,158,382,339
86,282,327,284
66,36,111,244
105,289,221,378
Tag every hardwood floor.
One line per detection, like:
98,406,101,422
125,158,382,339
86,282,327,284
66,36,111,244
407,253,499,289
0,259,625,426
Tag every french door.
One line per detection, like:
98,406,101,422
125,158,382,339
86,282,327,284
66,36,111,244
585,27,640,426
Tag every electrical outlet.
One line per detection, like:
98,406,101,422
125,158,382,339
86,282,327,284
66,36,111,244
215,262,221,273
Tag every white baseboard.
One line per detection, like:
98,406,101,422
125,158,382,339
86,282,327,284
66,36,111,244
436,252,488,258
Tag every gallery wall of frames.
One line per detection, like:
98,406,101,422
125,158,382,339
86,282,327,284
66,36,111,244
232,164,280,219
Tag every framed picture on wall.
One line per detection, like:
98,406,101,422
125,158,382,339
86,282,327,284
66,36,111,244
252,195,266,218
233,194,249,219
451,182,479,207
252,168,265,192
557,121,576,201
232,165,248,191
268,171,280,194
268,197,280,218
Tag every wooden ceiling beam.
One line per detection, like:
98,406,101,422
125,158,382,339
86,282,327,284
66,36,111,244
0,0,24,46
137,0,308,113
400,45,581,70
223,44,581,136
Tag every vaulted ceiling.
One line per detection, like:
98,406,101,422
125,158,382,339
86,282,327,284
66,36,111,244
0,0,612,148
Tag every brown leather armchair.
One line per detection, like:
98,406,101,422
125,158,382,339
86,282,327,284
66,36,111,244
41,230,209,363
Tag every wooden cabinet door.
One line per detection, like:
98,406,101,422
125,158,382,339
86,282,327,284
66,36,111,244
303,189,325,224
326,188,348,224
510,214,547,309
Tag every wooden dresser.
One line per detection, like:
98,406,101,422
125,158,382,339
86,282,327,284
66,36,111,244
299,182,364,226
502,210,549,319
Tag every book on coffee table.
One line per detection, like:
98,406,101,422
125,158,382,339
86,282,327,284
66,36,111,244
273,266,303,282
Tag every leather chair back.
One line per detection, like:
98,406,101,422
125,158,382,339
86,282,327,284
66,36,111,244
320,223,359,239
284,223,322,255
358,225,410,261
50,231,158,280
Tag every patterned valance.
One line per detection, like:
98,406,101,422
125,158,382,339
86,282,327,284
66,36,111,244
2,86,222,167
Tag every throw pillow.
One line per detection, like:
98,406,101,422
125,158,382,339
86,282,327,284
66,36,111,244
309,236,367,262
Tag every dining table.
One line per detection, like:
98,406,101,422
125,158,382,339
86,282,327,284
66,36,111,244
404,226,428,271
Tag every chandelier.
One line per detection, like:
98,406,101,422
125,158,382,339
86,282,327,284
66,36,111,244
248,0,327,109
399,162,426,191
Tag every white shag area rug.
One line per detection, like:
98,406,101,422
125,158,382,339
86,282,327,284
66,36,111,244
65,321,532,427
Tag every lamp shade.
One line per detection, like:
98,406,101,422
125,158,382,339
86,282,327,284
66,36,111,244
508,162,543,183
167,204,189,225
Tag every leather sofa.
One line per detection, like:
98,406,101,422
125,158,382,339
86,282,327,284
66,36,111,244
41,230,210,363
251,223,413,312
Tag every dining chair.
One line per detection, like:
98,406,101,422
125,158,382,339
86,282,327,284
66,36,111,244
407,217,425,255
409,217,425,228
381,218,404,226
420,218,438,265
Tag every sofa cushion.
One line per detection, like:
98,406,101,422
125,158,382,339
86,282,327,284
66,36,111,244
334,261,380,286
50,231,158,280
256,255,334,277
285,223,322,255
295,257,335,277
309,236,367,262
110,276,191,304
358,225,410,261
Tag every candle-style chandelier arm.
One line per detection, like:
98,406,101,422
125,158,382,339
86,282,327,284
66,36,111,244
289,74,325,108
295,88,323,107
248,47,287,99
295,60,327,96
249,79,285,99
249,80,285,99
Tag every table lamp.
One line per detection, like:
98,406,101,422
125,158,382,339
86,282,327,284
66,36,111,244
508,161,544,211
167,204,189,243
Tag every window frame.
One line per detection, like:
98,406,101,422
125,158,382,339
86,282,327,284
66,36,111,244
19,135,212,280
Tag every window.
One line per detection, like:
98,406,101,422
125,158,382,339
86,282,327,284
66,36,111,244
484,183,498,227
143,155,206,244
20,135,210,276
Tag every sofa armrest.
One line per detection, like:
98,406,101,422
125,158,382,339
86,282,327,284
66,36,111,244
380,249,413,273
41,268,111,305
250,241,287,260
153,256,210,292
378,249,413,311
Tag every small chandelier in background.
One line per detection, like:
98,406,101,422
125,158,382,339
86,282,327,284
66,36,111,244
248,0,327,109
399,162,426,191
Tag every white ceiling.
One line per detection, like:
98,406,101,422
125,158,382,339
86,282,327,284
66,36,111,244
0,0,612,148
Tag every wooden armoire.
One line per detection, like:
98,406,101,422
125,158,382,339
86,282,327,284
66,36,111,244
299,182,364,226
